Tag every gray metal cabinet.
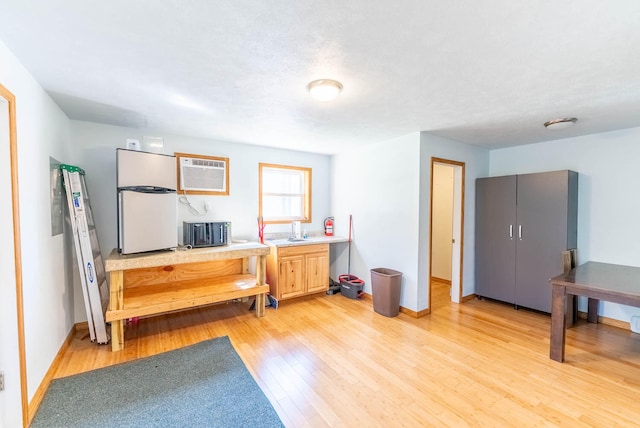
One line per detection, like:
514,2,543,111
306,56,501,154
475,175,517,305
475,170,578,313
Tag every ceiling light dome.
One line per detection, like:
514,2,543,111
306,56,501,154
544,117,578,130
306,79,343,102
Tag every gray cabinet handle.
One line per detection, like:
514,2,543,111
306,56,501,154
509,224,513,240
519,225,523,240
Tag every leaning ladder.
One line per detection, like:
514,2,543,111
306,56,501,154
61,164,110,344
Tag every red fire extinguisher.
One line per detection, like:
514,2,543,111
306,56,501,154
324,217,334,236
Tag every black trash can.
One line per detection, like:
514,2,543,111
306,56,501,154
370,268,402,317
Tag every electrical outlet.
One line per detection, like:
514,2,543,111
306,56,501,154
0,371,4,391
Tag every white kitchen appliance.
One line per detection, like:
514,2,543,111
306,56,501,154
117,148,178,254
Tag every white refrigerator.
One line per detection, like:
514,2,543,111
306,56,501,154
117,149,178,254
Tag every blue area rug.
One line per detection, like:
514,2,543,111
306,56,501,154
31,336,283,427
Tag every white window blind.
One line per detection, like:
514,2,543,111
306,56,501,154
259,164,311,222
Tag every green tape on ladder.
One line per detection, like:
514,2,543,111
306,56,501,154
59,163,85,175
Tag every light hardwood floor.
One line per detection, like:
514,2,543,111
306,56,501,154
431,278,451,310
54,292,640,427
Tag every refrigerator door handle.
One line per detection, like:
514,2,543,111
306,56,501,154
119,186,174,194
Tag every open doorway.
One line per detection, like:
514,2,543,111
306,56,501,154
429,157,465,312
0,83,27,426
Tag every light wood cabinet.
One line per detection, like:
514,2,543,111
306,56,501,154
306,251,329,294
278,255,305,299
267,243,330,301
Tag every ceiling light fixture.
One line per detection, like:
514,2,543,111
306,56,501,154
544,117,578,130
306,79,343,102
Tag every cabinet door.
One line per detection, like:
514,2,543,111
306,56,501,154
278,256,305,299
515,171,571,313
475,176,517,304
306,252,329,294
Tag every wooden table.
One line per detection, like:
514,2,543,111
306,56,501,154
549,261,640,362
105,243,270,351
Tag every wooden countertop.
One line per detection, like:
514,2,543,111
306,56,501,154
105,242,270,271
264,236,349,248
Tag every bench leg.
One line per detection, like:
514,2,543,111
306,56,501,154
111,320,124,351
256,293,266,317
109,270,125,351
255,254,267,317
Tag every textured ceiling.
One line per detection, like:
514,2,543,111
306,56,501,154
1,1,639,154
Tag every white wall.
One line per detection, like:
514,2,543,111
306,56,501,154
331,132,489,313
331,133,422,310
70,121,332,320
431,164,454,281
490,127,640,323
0,40,72,427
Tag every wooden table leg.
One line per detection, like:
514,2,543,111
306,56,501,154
111,320,124,351
256,293,266,317
587,298,599,323
109,270,125,351
550,283,567,362
255,254,266,318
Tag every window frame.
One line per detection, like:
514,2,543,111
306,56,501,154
175,152,230,196
258,163,312,224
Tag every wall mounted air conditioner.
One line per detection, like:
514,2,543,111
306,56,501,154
177,153,229,195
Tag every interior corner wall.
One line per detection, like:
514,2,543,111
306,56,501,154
0,39,73,427
489,127,640,323
70,120,332,321
330,133,422,312
418,132,490,309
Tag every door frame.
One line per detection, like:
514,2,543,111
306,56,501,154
428,157,465,309
0,83,27,427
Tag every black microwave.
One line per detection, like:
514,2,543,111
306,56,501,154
183,221,230,248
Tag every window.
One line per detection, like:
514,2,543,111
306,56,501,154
259,163,311,223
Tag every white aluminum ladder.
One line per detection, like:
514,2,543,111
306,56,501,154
61,164,110,344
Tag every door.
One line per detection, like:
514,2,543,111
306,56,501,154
306,252,329,294
429,157,465,309
0,84,27,426
278,256,305,299
119,190,177,254
117,149,177,190
515,171,570,312
431,164,454,283
475,175,517,304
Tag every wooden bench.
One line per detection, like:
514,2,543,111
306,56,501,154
105,243,270,351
